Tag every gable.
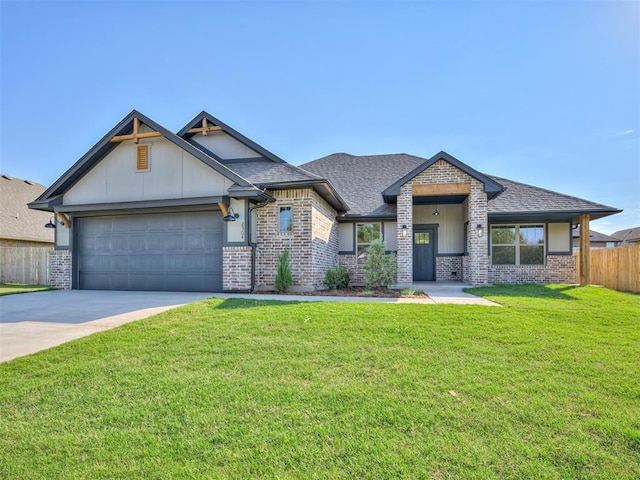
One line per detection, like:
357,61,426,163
191,131,261,160
64,135,236,205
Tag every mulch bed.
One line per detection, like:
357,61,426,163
264,286,429,298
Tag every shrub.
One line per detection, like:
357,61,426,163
323,263,350,289
274,249,293,292
363,239,397,289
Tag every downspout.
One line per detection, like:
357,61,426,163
248,194,272,292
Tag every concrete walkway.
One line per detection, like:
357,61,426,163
0,284,496,363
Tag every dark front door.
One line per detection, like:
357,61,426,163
413,226,436,281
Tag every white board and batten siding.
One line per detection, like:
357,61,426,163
63,137,235,205
547,223,571,252
191,132,261,160
413,204,465,254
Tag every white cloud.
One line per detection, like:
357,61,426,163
615,129,635,136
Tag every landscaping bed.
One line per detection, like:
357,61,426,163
263,286,429,298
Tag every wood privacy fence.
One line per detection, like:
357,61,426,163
575,244,640,293
0,246,53,285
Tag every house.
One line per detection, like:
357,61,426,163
611,226,640,246
571,228,621,250
29,110,621,292
1,175,54,247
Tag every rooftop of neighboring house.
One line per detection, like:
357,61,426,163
1,174,54,244
611,226,640,243
571,227,622,243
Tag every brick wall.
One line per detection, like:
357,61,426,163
223,246,253,291
311,192,339,289
397,159,489,286
436,256,463,281
338,253,365,286
489,255,576,284
254,188,336,292
49,250,72,289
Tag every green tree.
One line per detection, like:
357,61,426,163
363,239,397,289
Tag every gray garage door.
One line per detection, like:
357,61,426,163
77,211,223,292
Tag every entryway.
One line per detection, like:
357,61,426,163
413,225,436,281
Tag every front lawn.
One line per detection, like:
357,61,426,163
1,285,638,478
0,283,53,296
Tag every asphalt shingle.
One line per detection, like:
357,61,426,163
1,175,54,243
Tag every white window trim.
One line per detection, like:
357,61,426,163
491,223,546,266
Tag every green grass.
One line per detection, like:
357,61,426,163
1,285,638,479
0,283,53,296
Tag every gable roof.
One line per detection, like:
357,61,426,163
571,228,622,243
382,151,505,201
30,110,262,211
178,111,286,164
301,153,622,221
1,175,54,243
611,226,640,243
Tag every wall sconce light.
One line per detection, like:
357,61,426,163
476,224,483,237
44,217,56,229
223,207,240,222
402,224,408,237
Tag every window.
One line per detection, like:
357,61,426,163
414,232,430,244
356,223,381,262
491,225,544,265
136,145,149,171
279,206,293,232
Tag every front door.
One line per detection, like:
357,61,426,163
413,226,436,281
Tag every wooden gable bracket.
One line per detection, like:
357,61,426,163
187,117,223,136
55,212,71,228
109,117,164,144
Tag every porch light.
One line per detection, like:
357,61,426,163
402,225,408,237
433,199,440,216
44,217,56,229
223,207,240,222
476,224,483,237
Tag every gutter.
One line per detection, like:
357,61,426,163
247,193,273,292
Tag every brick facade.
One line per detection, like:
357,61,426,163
223,246,253,291
49,250,72,289
489,255,576,284
397,159,489,286
436,256,463,281
254,189,338,292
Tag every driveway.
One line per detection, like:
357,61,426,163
0,290,213,363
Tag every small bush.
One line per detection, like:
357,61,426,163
274,249,293,292
323,264,350,289
364,239,397,289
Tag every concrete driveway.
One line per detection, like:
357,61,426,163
0,290,213,363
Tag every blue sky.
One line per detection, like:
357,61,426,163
1,0,638,234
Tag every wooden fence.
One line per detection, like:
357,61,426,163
575,244,640,293
0,246,53,285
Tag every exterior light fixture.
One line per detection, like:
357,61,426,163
476,224,483,237
223,207,240,222
402,225,408,237
44,217,56,228
433,199,440,216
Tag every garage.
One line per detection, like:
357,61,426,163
77,211,223,292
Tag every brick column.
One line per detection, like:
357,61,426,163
396,184,413,285
223,246,253,291
466,181,489,285
49,250,72,289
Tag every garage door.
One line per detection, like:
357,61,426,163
77,211,223,292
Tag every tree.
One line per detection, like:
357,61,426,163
363,239,397,289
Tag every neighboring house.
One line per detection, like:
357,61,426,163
29,110,621,292
1,175,54,247
611,226,640,246
571,228,622,251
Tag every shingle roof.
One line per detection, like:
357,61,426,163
571,228,622,243
300,153,621,220
225,159,322,185
611,226,640,243
1,175,54,243
301,153,425,216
